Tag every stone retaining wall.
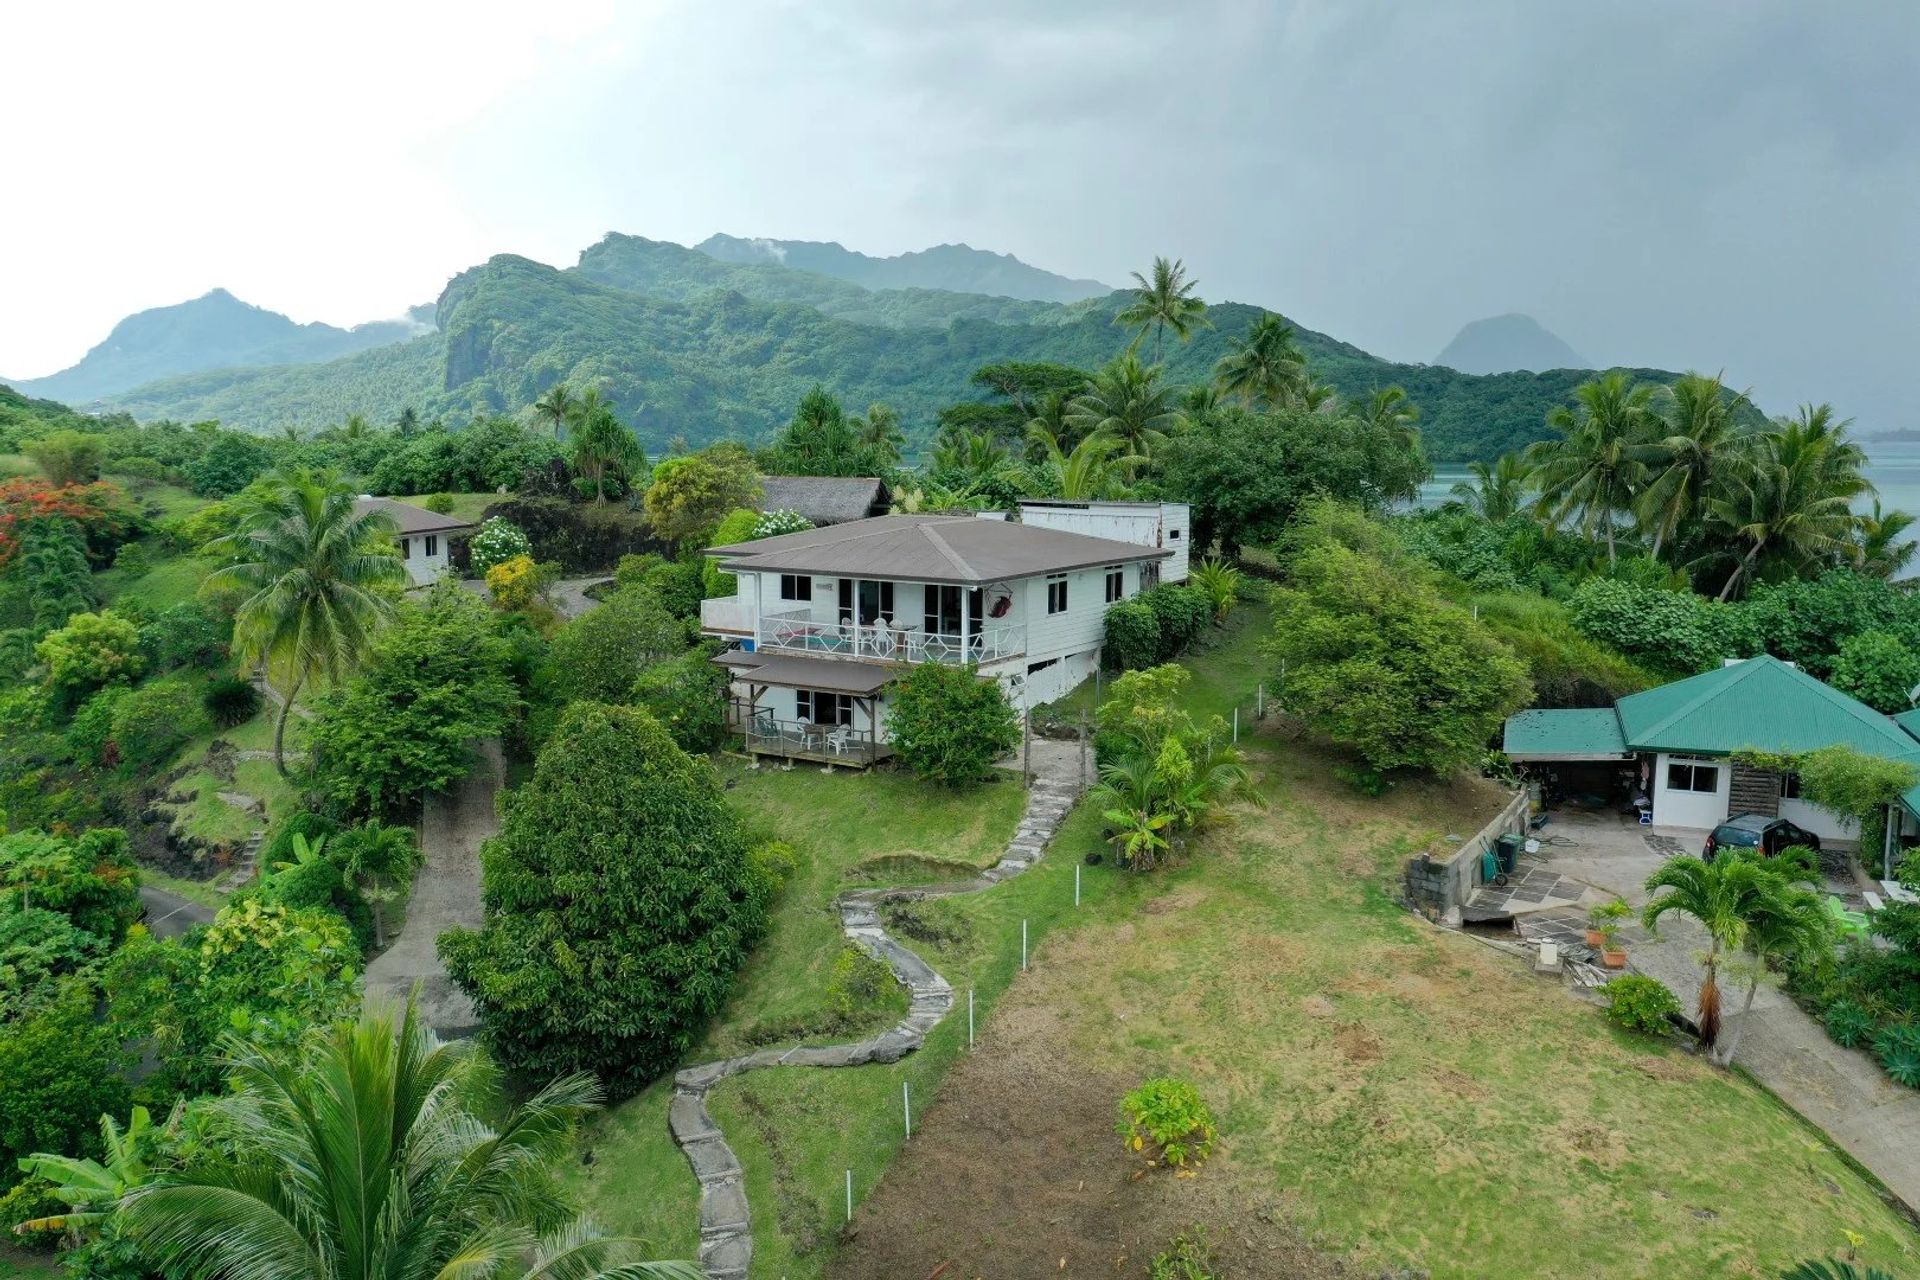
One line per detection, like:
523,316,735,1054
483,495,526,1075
1403,787,1529,916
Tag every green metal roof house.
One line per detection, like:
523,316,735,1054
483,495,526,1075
1504,656,1920,846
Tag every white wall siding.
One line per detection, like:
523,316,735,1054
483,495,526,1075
1022,566,1109,663
1016,501,1188,582
1778,797,1857,842
1652,753,1732,830
397,535,453,586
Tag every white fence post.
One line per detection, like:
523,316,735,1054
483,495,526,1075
902,1081,911,1139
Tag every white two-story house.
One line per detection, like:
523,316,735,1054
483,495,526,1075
700,513,1173,766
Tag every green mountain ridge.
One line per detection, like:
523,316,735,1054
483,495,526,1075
59,237,1703,461
694,233,1112,302
11,289,433,405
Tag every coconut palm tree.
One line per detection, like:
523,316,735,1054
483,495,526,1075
1362,386,1422,453
1297,378,1341,414
1635,372,1753,560
394,406,420,438
1025,425,1138,500
534,383,578,442
1854,500,1918,579
207,468,408,774
1064,354,1184,466
1716,874,1831,1068
1642,854,1782,1049
849,402,906,467
1526,372,1658,566
1212,314,1305,410
1114,256,1212,364
1705,413,1866,599
1450,455,1532,523
116,1001,699,1280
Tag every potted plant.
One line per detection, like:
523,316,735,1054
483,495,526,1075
1587,897,1631,947
1596,920,1629,969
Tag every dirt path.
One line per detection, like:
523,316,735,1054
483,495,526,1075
363,738,502,1036
669,740,1087,1280
459,576,609,619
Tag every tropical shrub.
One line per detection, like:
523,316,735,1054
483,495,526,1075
0,983,131,1194
467,516,533,576
746,839,804,911
1602,974,1682,1035
1116,1077,1217,1170
1566,579,1749,676
440,702,764,1094
0,827,142,946
1091,665,1256,869
630,648,731,752
485,553,541,610
1829,630,1920,715
752,509,812,539
137,601,227,671
1824,1000,1876,1049
1104,583,1213,670
25,430,105,486
309,587,520,815
1874,1024,1920,1088
66,686,128,766
826,944,897,1022
107,677,205,769
36,610,144,696
202,672,262,727
186,432,271,498
885,662,1020,787
642,443,762,545
1189,557,1241,623
422,492,456,514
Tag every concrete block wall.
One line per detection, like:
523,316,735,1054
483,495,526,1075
1403,788,1530,916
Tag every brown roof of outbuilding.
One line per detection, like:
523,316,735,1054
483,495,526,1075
758,476,889,525
713,652,894,695
708,514,1169,584
353,498,474,536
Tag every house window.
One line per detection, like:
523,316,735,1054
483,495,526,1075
780,574,812,602
1104,566,1124,603
838,578,895,625
1047,575,1069,614
794,689,853,726
1168,528,1182,541
1780,772,1803,800
400,537,411,560
1666,761,1720,794
424,534,438,558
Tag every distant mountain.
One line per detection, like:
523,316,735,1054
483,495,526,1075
1434,314,1590,376
90,238,1700,462
11,289,433,406
696,234,1112,304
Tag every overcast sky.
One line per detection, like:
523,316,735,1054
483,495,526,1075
5,1,1916,430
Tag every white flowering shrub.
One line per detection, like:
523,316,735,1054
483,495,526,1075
468,517,533,576
752,509,812,539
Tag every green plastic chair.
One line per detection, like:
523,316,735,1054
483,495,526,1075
1827,895,1870,939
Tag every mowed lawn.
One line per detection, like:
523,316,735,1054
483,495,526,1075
566,759,1030,1261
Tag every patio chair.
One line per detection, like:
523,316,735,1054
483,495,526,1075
1827,895,1871,940
825,726,853,757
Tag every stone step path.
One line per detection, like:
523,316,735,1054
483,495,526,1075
212,829,265,895
667,765,1087,1280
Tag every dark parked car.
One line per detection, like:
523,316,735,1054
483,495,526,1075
1703,812,1822,861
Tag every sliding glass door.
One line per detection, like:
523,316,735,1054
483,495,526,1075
837,578,896,625
922,584,983,636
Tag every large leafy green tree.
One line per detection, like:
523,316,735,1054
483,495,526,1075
441,703,763,1093
1525,372,1658,566
1063,353,1184,467
884,663,1021,787
1113,256,1211,364
309,585,520,815
1159,407,1427,556
543,586,689,705
1265,502,1531,774
0,983,132,1194
642,443,762,545
207,467,408,774
116,1001,699,1280
0,826,141,945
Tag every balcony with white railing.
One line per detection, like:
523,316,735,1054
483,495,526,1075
701,598,807,636
754,614,1025,666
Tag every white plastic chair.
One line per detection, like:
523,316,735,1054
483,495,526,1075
825,726,852,756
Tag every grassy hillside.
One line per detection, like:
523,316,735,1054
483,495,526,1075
86,239,1706,461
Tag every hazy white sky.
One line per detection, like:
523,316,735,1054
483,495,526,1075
4,1,1916,430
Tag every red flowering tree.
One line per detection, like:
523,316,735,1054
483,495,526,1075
0,479,140,569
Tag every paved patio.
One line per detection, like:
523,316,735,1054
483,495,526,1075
1501,806,1920,1212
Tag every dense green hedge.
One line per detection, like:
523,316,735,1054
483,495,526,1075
1104,583,1212,670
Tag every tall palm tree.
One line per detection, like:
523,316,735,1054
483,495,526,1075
1450,455,1532,523
1526,372,1658,566
1362,386,1422,452
118,1001,699,1280
534,383,579,442
1854,500,1917,580
1705,413,1866,599
1297,378,1341,414
207,468,408,774
1635,372,1753,560
1114,256,1212,364
569,392,647,505
931,431,1022,493
394,406,420,439
1064,353,1184,467
1716,875,1831,1068
1212,314,1305,410
1642,854,1782,1049
850,402,906,468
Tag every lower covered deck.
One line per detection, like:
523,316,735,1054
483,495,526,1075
718,649,895,770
